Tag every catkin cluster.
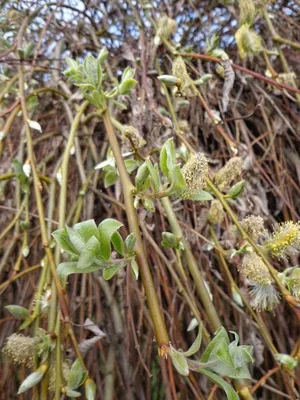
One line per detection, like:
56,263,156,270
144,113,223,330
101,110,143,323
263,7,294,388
181,153,209,199
213,157,243,190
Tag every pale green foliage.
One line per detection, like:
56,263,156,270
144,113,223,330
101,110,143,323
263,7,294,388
52,219,138,281
170,327,253,400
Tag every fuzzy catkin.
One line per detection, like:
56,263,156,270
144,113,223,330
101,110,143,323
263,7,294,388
240,215,266,241
264,221,300,260
2,334,40,367
208,200,225,225
180,153,209,199
213,157,243,190
172,57,192,93
240,252,272,285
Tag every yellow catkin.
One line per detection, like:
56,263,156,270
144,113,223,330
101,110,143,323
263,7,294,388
239,0,256,25
289,270,300,301
240,215,266,240
240,251,272,285
213,157,243,190
172,57,192,94
265,221,300,259
156,16,177,41
208,200,225,225
235,24,262,59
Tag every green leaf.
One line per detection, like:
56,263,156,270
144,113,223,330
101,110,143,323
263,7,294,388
66,226,85,253
131,258,139,280
57,262,102,281
111,231,125,256
189,190,214,201
171,165,186,191
18,368,46,394
181,327,202,357
200,327,229,364
121,66,135,82
5,305,30,319
198,369,239,400
103,265,125,280
83,54,101,87
160,138,176,179
104,171,119,188
97,47,108,63
135,162,150,192
77,236,100,269
161,232,178,248
119,78,137,95
146,160,160,192
98,219,123,260
124,159,140,173
52,228,79,256
68,359,87,390
73,220,99,242
85,379,97,400
170,350,189,376
157,75,180,87
125,233,136,254
227,180,245,199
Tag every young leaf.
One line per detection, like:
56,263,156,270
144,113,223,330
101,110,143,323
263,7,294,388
171,165,186,191
5,305,30,319
111,231,125,256
227,180,245,199
52,228,79,256
57,262,102,281
98,219,123,260
200,327,230,364
103,265,125,280
97,47,108,63
124,159,139,174
68,359,87,390
135,162,150,192
146,160,160,192
170,350,189,376
181,327,203,357
73,220,99,242
198,369,239,400
77,236,100,269
125,233,136,254
189,190,214,201
85,378,97,400
18,365,47,394
119,78,137,95
160,138,176,179
130,258,139,280
83,54,100,87
66,226,85,253
104,170,119,188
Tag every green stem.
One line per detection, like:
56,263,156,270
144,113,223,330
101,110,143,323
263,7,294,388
161,196,222,333
102,109,170,351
